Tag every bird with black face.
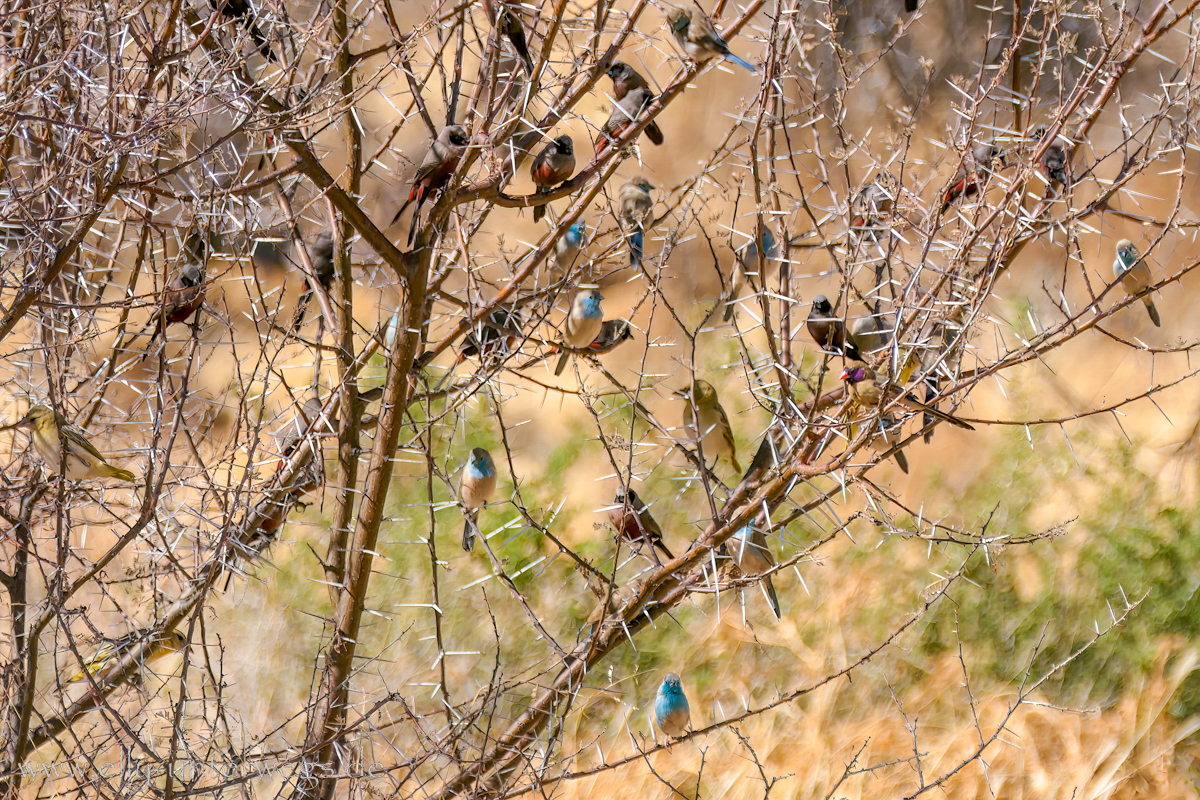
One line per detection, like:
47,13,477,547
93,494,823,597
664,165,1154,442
806,295,860,360
597,86,662,154
391,125,471,246
607,486,674,566
530,135,575,223
606,62,664,146
143,232,209,355
840,360,975,431
213,0,275,61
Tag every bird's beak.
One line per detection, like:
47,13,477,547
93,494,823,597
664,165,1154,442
838,369,850,381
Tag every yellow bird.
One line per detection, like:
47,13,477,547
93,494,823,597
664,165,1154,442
64,630,187,684
676,380,742,473
1,404,136,481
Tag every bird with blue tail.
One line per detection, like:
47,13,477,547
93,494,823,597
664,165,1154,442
654,672,691,739
460,447,498,552
665,6,756,72
1113,239,1161,327
554,222,587,277
619,176,654,267
725,227,778,322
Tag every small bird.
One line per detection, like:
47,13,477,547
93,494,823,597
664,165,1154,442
64,629,187,685
725,228,777,322
483,0,534,74
606,62,665,145
806,295,860,359
1113,239,1161,327
530,135,576,222
556,289,605,375
554,222,587,276
460,447,498,552
677,379,741,473
850,173,896,239
607,486,674,565
875,414,909,474
1032,125,1070,189
848,308,893,355
597,86,662,154
941,144,1008,214
654,673,691,739
213,0,274,61
840,361,975,430
391,125,471,246
619,176,654,266
292,231,335,331
730,525,781,619
665,6,756,72
457,308,524,365
143,233,208,352
554,318,633,376
1,404,136,482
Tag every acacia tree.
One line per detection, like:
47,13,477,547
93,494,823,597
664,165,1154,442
1,0,1199,796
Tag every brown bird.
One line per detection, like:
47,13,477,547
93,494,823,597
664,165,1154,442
483,0,534,74
607,486,674,566
840,360,974,430
597,86,662,154
1032,125,1070,189
213,0,275,61
941,144,1009,214
806,295,860,360
606,62,665,145
291,231,335,331
391,125,471,246
142,233,209,356
530,135,575,223
850,172,896,240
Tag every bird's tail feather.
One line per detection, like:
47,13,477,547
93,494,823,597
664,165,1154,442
645,121,664,146
554,351,571,376
1145,298,1162,327
104,465,136,482
629,231,643,266
902,395,974,430
893,449,909,474
763,577,781,619
462,517,476,552
724,53,756,72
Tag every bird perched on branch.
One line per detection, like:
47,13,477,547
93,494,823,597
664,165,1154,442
848,307,894,356
64,629,187,685
725,227,777,322
665,6,756,72
607,486,674,565
677,379,741,472
292,231,334,331
619,176,654,266
597,86,663,154
483,0,534,74
458,309,524,366
391,125,470,246
806,295,860,360
530,135,575,222
840,361,974,430
460,447,498,552
606,62,665,145
730,524,781,619
554,222,587,276
1032,125,1070,189
941,144,1009,214
556,288,605,375
212,0,275,61
850,172,896,240
142,234,209,355
654,673,691,739
554,318,633,376
1113,239,1161,327
1,404,136,482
